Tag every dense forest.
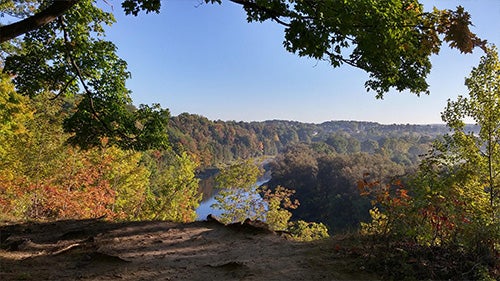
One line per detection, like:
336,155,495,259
0,80,201,222
168,113,480,168
168,115,449,232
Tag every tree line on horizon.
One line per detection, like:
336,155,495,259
168,114,479,168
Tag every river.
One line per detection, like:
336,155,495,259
195,173,271,221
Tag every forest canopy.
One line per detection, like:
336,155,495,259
0,74,201,221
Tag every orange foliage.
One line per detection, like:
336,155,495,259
40,148,117,219
358,178,411,209
0,147,119,220
358,176,468,244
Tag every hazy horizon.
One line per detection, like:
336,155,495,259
170,111,458,126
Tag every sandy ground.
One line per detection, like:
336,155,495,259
0,218,378,280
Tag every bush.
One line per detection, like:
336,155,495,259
288,220,329,241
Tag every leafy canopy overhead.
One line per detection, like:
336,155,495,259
0,0,486,148
209,0,485,96
1,0,170,150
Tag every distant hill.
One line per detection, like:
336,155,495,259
168,113,479,167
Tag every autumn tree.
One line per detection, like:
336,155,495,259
261,185,299,231
138,149,201,222
442,46,500,211
212,158,329,239
212,159,291,227
0,75,201,221
0,82,119,219
397,47,500,249
0,73,33,219
104,146,151,219
212,159,266,223
0,73,31,176
433,46,499,248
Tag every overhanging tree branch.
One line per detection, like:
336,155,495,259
58,16,134,144
0,0,79,43
49,74,77,100
228,0,291,27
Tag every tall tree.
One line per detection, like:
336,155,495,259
0,73,32,172
441,45,500,213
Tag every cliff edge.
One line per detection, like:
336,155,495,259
0,218,377,280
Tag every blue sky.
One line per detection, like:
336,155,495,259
104,0,500,124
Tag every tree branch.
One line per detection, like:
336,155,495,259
59,16,116,138
325,50,358,68
228,0,291,27
59,16,138,146
0,0,80,43
49,74,77,100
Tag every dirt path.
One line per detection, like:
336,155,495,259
0,219,378,280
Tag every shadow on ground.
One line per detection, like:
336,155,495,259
0,218,378,280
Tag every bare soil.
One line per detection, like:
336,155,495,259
0,218,378,280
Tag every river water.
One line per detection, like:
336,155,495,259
195,174,271,221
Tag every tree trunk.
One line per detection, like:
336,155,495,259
0,1,79,43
